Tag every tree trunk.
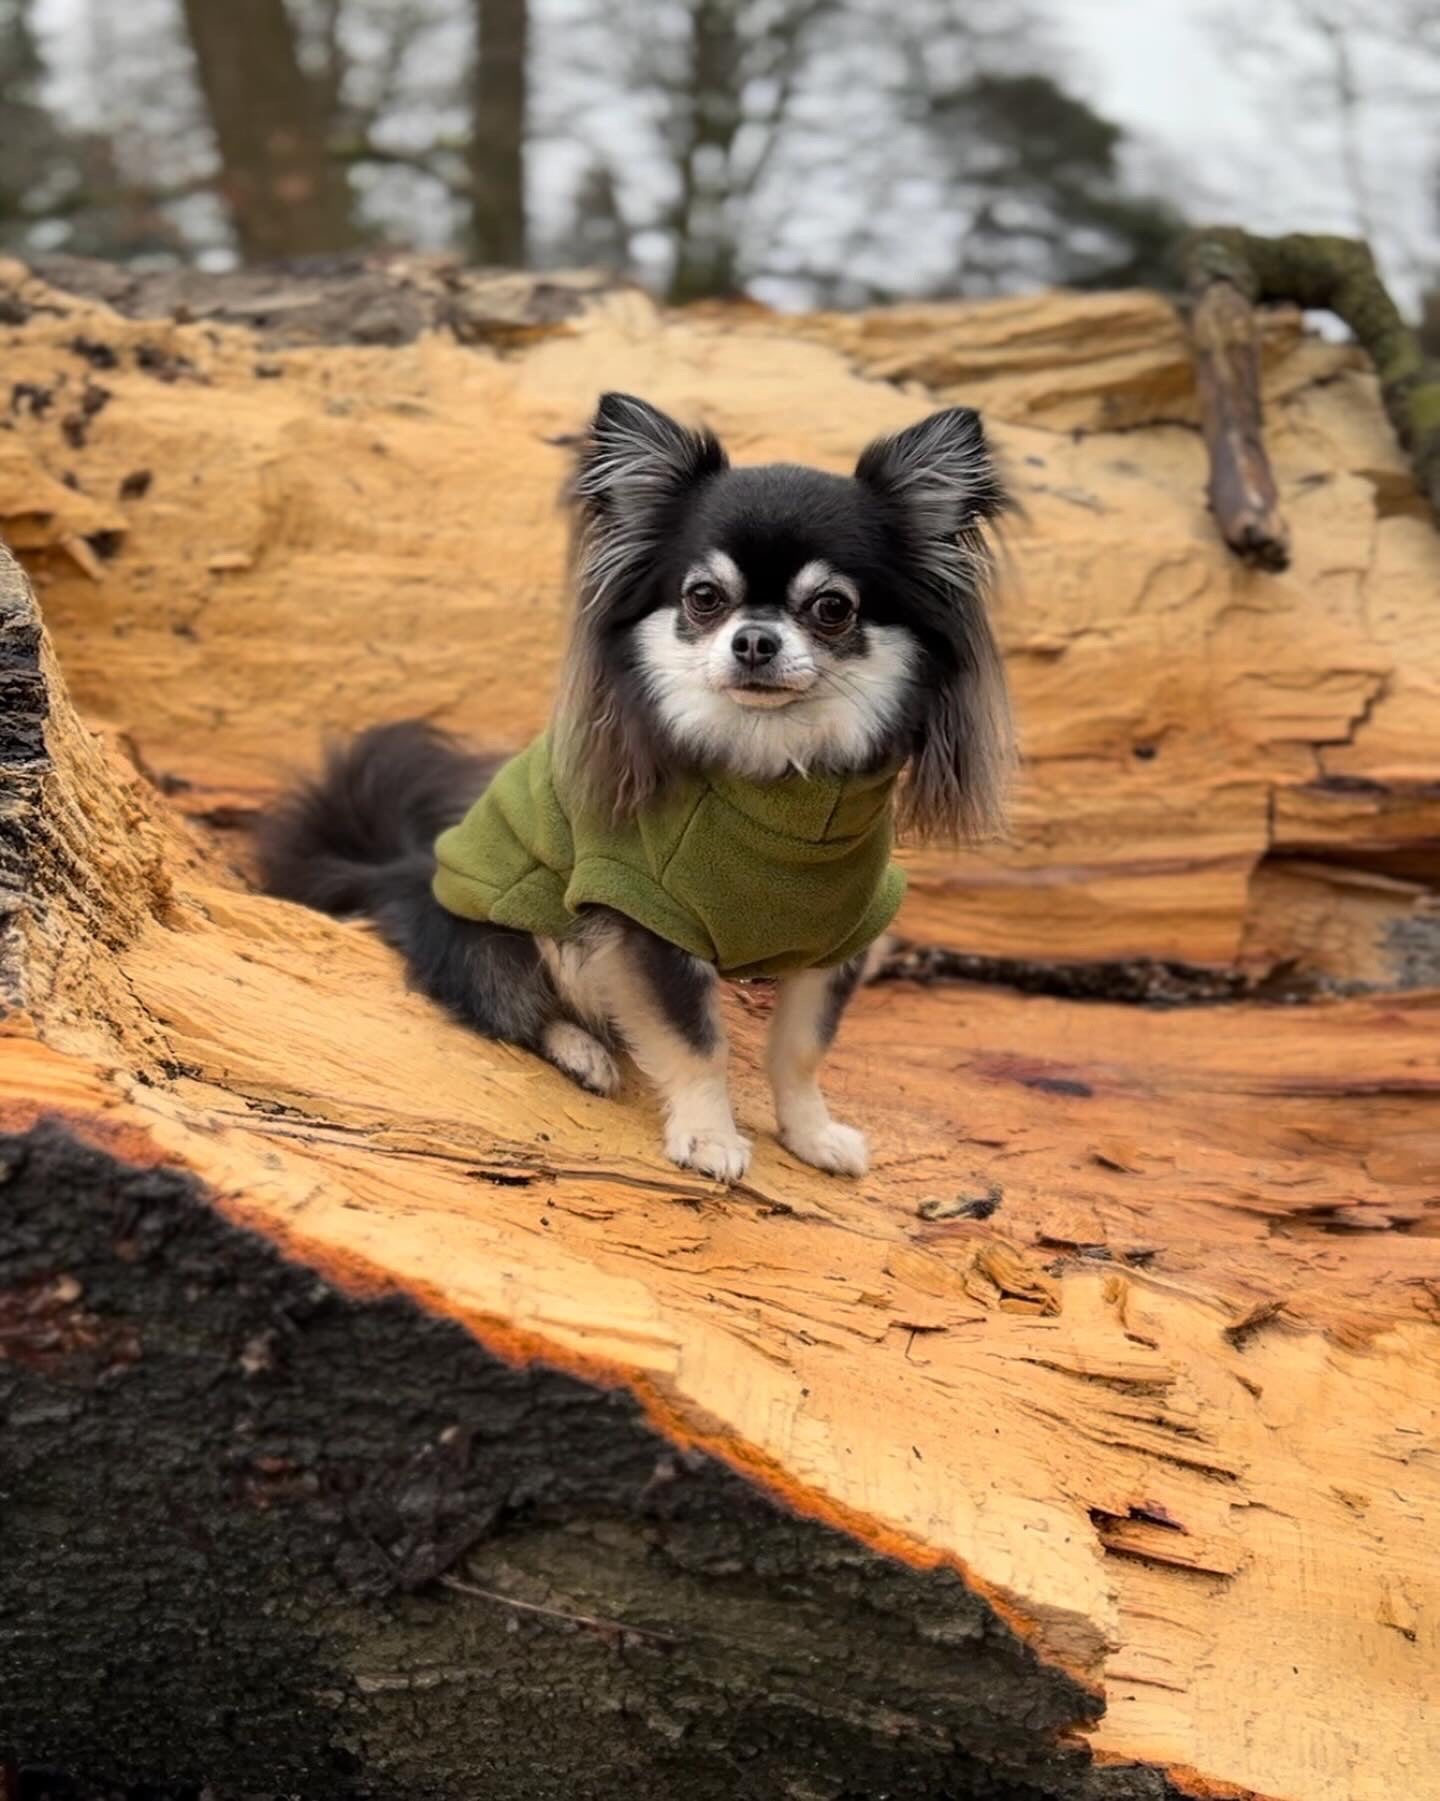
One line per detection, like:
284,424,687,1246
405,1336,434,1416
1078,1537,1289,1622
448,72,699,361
469,0,528,266
667,0,743,303
1,257,1439,1801
180,0,357,261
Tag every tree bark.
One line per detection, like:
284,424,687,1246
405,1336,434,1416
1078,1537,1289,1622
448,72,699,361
1,259,1438,1801
469,0,528,266
179,0,357,261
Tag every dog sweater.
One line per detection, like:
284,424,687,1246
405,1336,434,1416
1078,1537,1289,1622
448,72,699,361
431,730,905,979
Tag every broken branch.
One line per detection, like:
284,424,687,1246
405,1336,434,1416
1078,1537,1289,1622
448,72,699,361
1178,227,1440,562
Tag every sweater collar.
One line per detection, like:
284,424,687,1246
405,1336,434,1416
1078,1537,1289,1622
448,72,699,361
703,763,899,845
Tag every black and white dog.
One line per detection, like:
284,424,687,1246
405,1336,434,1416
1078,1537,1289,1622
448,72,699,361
258,394,1012,1182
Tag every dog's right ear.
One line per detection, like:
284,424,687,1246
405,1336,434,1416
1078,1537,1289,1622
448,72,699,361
572,393,727,522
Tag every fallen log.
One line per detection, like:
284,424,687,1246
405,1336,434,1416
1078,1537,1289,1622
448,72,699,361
2,255,1438,990
2,261,1439,1801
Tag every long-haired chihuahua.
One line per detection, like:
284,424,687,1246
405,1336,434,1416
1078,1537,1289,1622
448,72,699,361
258,393,1012,1182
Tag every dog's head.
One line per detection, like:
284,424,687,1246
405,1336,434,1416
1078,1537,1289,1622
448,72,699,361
558,391,1013,841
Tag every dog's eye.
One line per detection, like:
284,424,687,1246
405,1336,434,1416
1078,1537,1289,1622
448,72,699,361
683,582,726,622
808,590,856,633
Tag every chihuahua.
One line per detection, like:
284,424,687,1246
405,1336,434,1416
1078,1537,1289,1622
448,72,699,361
258,393,1012,1182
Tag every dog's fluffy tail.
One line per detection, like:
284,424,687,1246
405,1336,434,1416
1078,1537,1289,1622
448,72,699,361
257,722,557,1053
255,720,495,919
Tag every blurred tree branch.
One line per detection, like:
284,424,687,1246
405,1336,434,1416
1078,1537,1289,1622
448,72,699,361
330,136,473,198
311,0,348,120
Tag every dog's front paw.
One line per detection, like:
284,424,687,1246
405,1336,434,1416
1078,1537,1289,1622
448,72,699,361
781,1118,869,1177
665,1122,752,1183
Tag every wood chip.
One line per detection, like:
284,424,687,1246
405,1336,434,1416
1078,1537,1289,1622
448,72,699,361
1223,1298,1285,1347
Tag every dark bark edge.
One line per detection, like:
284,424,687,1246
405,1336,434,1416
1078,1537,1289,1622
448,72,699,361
0,546,50,1011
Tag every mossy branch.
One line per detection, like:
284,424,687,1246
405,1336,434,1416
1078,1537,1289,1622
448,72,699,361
1178,227,1440,565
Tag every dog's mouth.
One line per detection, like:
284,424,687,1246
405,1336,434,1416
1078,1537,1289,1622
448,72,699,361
726,684,803,710
724,673,815,710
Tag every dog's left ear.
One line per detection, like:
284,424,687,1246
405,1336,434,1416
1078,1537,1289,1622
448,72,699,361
853,405,1007,539
856,407,1014,844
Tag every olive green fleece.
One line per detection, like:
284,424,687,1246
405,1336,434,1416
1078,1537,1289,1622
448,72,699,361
431,731,905,979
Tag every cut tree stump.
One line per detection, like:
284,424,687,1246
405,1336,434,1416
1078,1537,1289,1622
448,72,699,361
2,259,1439,1801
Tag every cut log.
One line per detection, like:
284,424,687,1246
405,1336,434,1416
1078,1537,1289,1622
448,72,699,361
2,261,1439,1801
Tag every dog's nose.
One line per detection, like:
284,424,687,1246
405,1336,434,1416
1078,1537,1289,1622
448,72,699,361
731,624,781,668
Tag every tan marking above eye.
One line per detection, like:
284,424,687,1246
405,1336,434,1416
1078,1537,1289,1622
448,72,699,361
694,549,744,603
788,560,859,608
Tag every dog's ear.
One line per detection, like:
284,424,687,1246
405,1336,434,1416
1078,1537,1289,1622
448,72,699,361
853,405,1007,537
895,628,1014,845
573,392,727,523
858,408,1014,845
559,396,726,815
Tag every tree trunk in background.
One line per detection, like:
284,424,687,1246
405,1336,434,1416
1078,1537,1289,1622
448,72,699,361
179,0,356,261
0,0,42,93
571,161,628,272
667,0,742,302
1422,287,1440,359
469,0,528,265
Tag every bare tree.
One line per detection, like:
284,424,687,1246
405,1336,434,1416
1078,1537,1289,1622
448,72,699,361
179,0,358,259
555,0,837,302
568,160,628,271
470,0,528,263
0,0,191,257
1210,0,1440,306
1299,2,1376,240
6,0,1248,302
547,0,1178,305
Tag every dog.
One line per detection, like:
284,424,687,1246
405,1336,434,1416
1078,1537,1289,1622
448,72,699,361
256,392,1012,1182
